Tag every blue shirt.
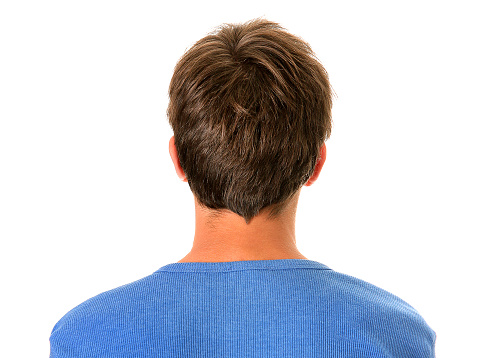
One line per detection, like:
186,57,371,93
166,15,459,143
49,259,436,357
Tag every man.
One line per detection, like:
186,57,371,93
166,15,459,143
50,18,436,357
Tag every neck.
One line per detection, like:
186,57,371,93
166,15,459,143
177,191,307,263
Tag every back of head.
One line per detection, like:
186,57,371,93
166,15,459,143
167,18,333,224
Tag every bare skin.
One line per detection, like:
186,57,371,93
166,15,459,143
168,136,326,263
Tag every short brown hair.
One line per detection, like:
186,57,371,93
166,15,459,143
167,18,333,224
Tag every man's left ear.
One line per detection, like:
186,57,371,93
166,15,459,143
304,143,326,187
169,136,188,182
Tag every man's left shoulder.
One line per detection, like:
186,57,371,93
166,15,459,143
49,273,159,358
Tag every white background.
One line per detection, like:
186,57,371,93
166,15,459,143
1,1,478,357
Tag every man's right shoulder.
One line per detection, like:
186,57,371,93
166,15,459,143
319,269,437,357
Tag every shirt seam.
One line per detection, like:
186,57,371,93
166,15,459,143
152,267,332,274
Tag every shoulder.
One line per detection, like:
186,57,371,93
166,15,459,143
321,269,437,357
49,273,159,358
51,274,158,329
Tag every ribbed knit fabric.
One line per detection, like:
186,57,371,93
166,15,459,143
49,259,436,357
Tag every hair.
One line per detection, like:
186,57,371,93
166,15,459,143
167,18,333,224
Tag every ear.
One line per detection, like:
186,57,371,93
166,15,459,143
169,136,188,182
304,143,326,187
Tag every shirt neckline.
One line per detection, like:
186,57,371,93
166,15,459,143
154,259,331,273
